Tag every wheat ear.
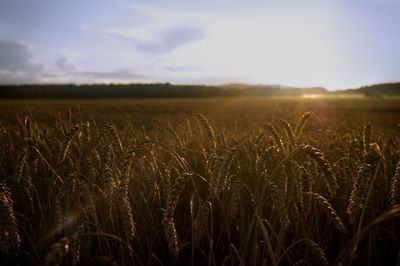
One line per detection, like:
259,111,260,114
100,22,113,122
60,124,81,162
263,123,284,151
346,164,373,224
294,112,312,139
0,182,21,254
305,239,329,266
195,113,217,151
300,145,338,196
308,192,347,233
281,119,296,149
390,161,400,206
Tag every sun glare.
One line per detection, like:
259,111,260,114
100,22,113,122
162,4,343,87
301,94,324,99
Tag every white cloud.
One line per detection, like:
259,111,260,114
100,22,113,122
109,26,205,54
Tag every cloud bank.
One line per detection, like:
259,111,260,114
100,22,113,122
0,41,44,83
0,40,153,84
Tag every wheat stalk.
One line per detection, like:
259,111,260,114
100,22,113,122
0,182,21,254
390,161,400,206
281,119,296,149
294,112,312,139
263,123,284,151
195,113,217,151
346,164,373,224
263,176,290,231
164,122,183,146
162,176,186,256
13,148,27,182
227,178,242,220
106,124,124,152
305,239,329,266
211,147,236,196
77,179,96,231
307,192,347,233
297,165,313,214
192,200,209,246
363,122,372,158
162,215,180,258
60,124,81,162
300,145,338,196
103,143,118,196
117,180,136,244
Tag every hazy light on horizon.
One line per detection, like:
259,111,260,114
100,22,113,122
0,0,399,89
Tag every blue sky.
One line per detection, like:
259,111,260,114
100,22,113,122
0,0,399,89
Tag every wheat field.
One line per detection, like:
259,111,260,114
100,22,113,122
0,98,399,265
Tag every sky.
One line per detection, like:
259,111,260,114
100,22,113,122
0,0,399,89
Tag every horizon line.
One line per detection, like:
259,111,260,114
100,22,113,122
1,81,400,91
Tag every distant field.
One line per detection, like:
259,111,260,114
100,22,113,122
1,98,399,265
2,97,400,128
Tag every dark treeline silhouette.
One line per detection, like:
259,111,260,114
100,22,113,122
350,82,400,96
0,82,398,99
0,83,327,99
0,83,240,99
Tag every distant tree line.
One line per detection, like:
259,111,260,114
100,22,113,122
0,82,398,99
0,83,244,99
355,83,400,97
0,83,310,99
